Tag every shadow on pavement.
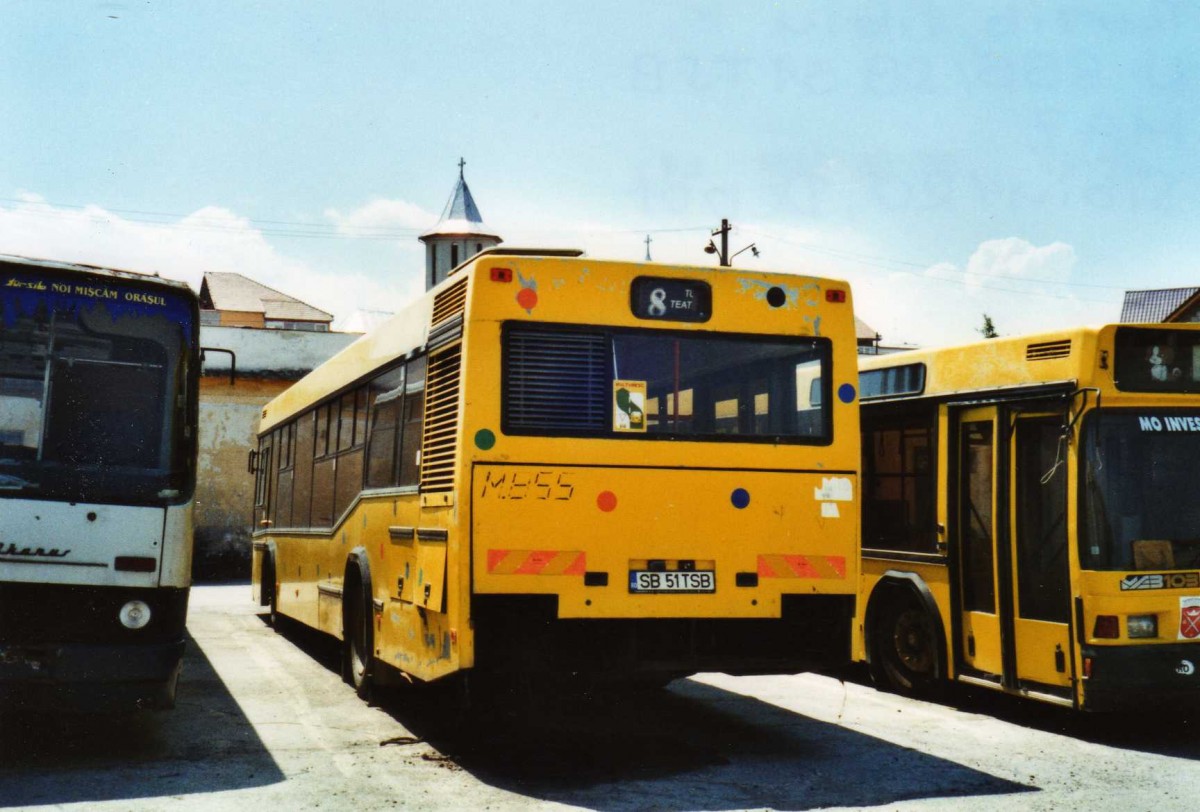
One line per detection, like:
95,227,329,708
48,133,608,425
828,663,1200,761
366,675,1034,811
0,630,283,808
263,617,1033,809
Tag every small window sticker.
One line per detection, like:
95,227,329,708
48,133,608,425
613,380,647,432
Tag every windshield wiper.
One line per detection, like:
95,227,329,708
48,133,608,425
0,473,38,491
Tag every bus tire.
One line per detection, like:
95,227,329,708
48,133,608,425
870,591,940,696
342,559,373,701
262,553,279,628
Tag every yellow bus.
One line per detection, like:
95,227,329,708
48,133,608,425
250,249,861,697
855,324,1200,710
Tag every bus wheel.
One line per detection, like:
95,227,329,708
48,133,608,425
263,555,279,628
872,596,938,695
343,572,373,700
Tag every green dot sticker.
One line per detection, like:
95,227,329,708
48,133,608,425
475,429,496,450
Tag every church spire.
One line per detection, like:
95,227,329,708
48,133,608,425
419,159,503,290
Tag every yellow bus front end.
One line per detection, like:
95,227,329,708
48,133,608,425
855,324,1200,711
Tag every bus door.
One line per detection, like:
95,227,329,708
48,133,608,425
1009,414,1073,693
955,406,1074,696
956,407,1006,680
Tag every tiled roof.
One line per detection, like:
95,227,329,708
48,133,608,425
1120,287,1199,323
200,272,332,323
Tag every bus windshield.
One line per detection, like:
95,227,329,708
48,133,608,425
1080,410,1200,571
0,276,194,505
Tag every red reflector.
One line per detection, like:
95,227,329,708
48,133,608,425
1093,615,1119,639
490,267,513,283
114,556,157,573
1082,656,1094,679
825,289,846,303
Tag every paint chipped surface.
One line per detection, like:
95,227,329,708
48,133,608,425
814,477,853,501
735,277,800,308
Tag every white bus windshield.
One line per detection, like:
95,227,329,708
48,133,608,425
0,274,194,505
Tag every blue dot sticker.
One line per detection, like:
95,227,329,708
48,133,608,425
731,488,751,509
838,383,857,404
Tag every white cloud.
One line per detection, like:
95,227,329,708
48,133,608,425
325,198,436,234
963,237,1076,290
845,238,1113,347
0,196,427,325
0,195,1120,349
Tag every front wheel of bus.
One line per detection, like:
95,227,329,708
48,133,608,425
343,572,373,700
871,597,939,696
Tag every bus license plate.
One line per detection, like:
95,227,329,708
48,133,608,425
628,571,715,593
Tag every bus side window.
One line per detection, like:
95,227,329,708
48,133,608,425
291,410,316,528
275,422,294,528
333,388,366,520
365,366,404,488
861,410,937,554
254,437,272,528
400,356,426,487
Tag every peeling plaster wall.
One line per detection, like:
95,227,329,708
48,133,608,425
194,326,358,578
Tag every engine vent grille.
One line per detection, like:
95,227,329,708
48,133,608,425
431,276,468,327
419,344,462,493
1026,339,1072,361
505,329,608,432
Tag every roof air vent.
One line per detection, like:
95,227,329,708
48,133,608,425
1026,339,1072,361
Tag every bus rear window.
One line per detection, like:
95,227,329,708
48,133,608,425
1114,327,1200,393
503,324,832,444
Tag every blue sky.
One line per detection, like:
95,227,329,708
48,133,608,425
3,2,1199,344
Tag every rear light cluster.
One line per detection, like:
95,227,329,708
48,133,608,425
1092,614,1158,640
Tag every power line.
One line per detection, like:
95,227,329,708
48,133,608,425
741,226,1125,303
0,196,1129,301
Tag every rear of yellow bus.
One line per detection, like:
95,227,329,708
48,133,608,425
458,257,859,684
1077,324,1200,709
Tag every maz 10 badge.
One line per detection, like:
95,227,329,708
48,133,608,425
630,277,712,322
613,380,647,432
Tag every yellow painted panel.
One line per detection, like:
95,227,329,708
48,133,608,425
1014,617,1072,687
472,463,857,619
962,610,1003,676
415,541,447,611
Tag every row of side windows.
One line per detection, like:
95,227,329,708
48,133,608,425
254,356,427,531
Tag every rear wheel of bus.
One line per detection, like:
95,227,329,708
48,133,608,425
342,562,373,700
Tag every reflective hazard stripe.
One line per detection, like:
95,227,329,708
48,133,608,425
757,554,846,579
487,549,587,575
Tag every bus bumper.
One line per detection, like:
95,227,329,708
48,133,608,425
0,639,186,712
1081,643,1200,711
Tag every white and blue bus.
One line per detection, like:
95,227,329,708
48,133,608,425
0,256,199,711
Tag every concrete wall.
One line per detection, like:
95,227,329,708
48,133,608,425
194,326,358,579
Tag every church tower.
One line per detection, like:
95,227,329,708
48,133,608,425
419,159,502,290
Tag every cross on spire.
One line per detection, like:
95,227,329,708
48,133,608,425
644,234,653,261
458,157,466,178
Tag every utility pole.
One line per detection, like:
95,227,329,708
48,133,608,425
713,218,730,266
705,219,756,266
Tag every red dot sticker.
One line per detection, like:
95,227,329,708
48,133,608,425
517,287,538,313
597,491,617,512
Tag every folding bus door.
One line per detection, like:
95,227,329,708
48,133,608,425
1009,415,1074,694
957,407,1005,680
